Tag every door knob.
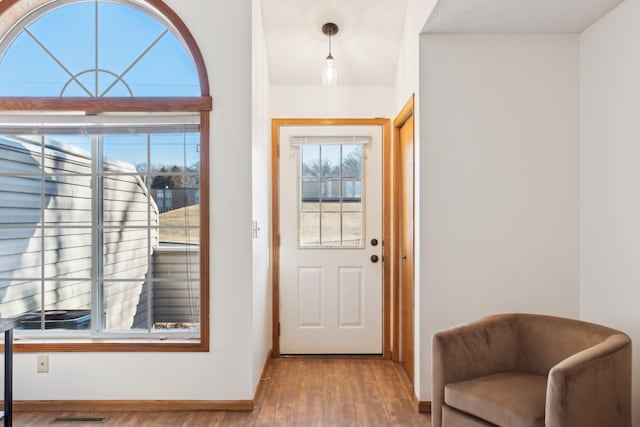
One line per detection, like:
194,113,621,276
401,255,407,260
371,238,379,247
370,255,379,263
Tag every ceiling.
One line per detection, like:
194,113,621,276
260,0,409,86
260,0,626,87
423,0,625,33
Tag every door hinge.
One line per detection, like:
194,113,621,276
278,322,281,337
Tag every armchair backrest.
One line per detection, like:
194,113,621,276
514,314,623,375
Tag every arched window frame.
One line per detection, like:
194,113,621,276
0,0,211,352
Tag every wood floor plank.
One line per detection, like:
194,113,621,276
354,402,392,427
291,360,325,427
323,358,354,405
272,400,294,426
184,410,227,426
323,402,357,427
371,358,420,426
385,399,425,427
253,403,276,427
13,357,431,427
220,407,260,426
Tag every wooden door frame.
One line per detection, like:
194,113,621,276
392,95,415,364
271,118,392,358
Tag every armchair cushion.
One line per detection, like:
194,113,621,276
445,372,546,427
442,405,495,427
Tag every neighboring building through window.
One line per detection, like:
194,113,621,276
0,0,210,349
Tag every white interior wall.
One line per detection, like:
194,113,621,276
394,0,436,113
418,33,581,401
270,85,393,118
581,0,640,423
9,0,257,401
251,0,273,392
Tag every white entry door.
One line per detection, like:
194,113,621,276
279,125,383,354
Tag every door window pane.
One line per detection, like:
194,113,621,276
298,144,364,248
342,212,363,245
320,212,341,246
301,145,320,177
321,145,340,177
299,212,320,247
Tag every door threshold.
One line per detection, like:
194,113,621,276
278,353,384,359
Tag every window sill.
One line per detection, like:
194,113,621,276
7,337,207,352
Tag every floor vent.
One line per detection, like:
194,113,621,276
52,417,106,423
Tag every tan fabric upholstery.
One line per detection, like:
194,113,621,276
445,372,546,427
443,405,495,427
432,313,631,427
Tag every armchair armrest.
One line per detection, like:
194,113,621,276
546,333,631,427
432,314,519,427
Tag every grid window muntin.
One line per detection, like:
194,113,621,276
298,143,365,248
0,127,201,338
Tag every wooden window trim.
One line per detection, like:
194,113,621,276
0,0,212,353
0,97,212,113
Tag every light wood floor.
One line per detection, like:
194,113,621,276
14,357,431,426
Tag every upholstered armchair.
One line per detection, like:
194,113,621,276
432,313,631,427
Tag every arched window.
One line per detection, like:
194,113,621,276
0,0,211,351
0,0,202,97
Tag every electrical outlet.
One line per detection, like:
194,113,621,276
37,354,49,373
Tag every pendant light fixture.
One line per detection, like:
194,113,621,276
322,22,339,87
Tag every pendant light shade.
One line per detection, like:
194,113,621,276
322,23,338,87
323,55,337,87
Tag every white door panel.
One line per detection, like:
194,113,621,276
298,267,323,326
338,267,363,327
279,125,383,354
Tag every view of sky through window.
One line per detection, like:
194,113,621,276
0,0,200,97
42,133,199,171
